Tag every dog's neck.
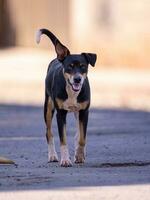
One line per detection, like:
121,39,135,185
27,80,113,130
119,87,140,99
56,83,88,112
66,84,80,102
61,85,80,112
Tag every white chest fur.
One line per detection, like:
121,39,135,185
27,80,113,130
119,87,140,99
56,85,80,112
56,85,89,112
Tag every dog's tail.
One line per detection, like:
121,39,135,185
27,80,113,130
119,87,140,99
36,28,61,46
36,28,70,60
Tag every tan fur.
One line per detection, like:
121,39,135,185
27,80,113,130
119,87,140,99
74,119,86,163
61,124,67,145
78,121,86,146
46,97,58,162
82,73,87,79
46,97,54,142
56,97,89,112
64,72,87,84
63,72,72,80
56,79,89,112
79,101,90,110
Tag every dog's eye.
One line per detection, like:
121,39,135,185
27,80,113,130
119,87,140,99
70,63,74,67
80,64,86,71
67,64,74,71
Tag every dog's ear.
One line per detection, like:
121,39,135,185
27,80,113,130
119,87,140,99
55,42,70,61
82,53,97,67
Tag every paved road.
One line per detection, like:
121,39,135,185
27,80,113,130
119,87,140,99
0,104,150,198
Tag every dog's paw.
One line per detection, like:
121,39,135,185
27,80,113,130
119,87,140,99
48,156,59,162
48,153,58,162
60,159,72,167
74,155,85,163
74,146,85,163
48,141,59,162
60,145,72,167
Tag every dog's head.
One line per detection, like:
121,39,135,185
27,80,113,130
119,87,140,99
55,42,97,92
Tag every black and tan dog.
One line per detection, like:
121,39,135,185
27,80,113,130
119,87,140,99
36,29,97,167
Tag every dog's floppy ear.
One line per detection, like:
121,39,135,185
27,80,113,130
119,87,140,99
82,53,97,67
55,42,70,61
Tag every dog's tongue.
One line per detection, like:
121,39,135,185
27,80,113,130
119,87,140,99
72,83,80,92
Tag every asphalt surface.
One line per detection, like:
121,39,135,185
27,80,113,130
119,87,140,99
0,104,150,193
0,48,150,199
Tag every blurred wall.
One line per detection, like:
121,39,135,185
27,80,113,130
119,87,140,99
70,0,150,67
0,0,149,67
0,0,70,48
0,0,16,46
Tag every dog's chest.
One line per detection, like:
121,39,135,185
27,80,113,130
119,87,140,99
63,89,78,112
56,86,89,112
56,86,79,112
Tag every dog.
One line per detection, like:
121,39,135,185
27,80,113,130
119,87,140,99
36,29,97,167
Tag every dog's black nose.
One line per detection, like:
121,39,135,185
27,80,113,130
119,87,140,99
74,76,81,83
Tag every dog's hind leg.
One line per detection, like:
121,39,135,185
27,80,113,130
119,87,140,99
44,95,58,162
74,110,89,163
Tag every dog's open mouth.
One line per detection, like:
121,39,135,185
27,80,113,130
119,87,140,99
72,83,81,92
68,80,81,92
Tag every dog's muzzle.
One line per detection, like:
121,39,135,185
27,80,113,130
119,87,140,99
68,74,83,92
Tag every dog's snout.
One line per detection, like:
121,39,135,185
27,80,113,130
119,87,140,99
74,76,81,83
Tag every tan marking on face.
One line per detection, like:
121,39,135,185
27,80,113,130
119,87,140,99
64,70,87,87
82,72,87,79
63,71,72,81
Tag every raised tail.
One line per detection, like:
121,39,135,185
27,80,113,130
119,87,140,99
36,28,60,46
36,28,70,61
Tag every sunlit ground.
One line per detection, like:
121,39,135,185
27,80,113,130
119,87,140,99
0,185,150,200
0,48,150,110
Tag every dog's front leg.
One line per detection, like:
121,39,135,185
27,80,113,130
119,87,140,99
56,110,72,167
74,109,89,163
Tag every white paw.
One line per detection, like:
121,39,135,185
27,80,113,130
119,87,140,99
48,153,58,162
60,145,72,167
48,141,58,162
60,158,72,167
74,146,85,163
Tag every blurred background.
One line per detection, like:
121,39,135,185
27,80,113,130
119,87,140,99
0,0,150,110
